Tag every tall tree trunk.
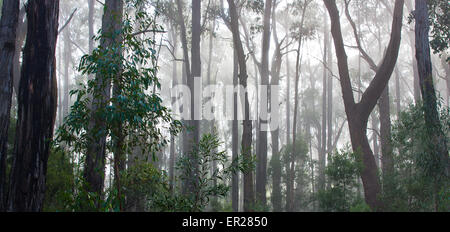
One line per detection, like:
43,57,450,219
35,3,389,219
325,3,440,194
405,0,421,102
318,11,328,192
227,0,254,212
287,1,310,212
379,86,393,193
88,0,95,55
0,0,19,212
270,1,282,212
232,47,239,212
176,0,194,195
414,0,450,211
190,0,201,148
326,23,333,188
169,22,178,193
84,0,123,205
7,0,59,212
288,39,301,212
256,0,272,207
395,67,401,117
62,24,71,118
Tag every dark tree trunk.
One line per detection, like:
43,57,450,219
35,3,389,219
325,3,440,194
7,0,59,212
395,67,401,117
84,0,123,204
405,0,422,103
176,0,193,195
379,86,394,191
270,1,282,212
168,22,178,193
0,0,19,212
88,0,94,55
256,0,272,207
227,0,254,212
414,0,450,210
190,0,201,147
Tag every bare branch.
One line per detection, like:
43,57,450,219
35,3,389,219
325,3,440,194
58,9,78,34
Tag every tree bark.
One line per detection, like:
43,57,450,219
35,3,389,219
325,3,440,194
0,0,19,212
227,0,254,212
256,0,272,207
414,0,450,210
7,0,59,211
84,0,123,205
269,1,282,212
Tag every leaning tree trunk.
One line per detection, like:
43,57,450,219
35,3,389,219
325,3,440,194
0,0,19,212
7,0,59,212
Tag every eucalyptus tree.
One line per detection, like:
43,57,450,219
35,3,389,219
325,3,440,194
0,0,19,212
323,0,404,211
288,0,315,212
414,0,449,211
226,0,255,212
344,0,395,200
7,0,59,212
57,0,180,211
84,0,123,205
255,0,273,207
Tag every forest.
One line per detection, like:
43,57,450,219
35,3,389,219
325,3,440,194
0,0,448,212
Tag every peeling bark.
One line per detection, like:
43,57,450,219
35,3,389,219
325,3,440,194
7,0,59,212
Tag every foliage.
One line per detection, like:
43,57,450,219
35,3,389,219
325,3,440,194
428,0,449,57
90,132,239,212
43,147,74,212
57,0,181,157
408,0,449,59
122,161,169,211
53,0,182,211
317,148,365,212
390,102,450,211
172,132,237,212
276,135,310,211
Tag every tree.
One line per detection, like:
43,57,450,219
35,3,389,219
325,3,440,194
255,0,272,207
343,0,394,200
7,0,59,211
0,0,19,212
323,0,404,211
288,0,314,212
414,0,449,211
83,0,123,205
227,0,254,212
